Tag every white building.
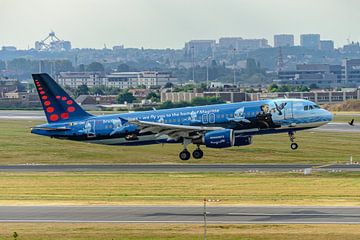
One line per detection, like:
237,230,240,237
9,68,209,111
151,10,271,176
56,72,106,88
57,71,177,89
237,38,269,51
274,34,294,47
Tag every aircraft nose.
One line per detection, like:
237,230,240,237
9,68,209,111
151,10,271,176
324,109,333,122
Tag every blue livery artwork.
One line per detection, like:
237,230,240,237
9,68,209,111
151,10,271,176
31,73,333,160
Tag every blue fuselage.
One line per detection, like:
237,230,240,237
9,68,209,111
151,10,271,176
31,98,333,146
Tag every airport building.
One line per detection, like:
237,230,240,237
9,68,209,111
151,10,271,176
342,42,360,53
276,60,360,88
184,40,216,56
274,34,294,47
277,64,342,88
237,38,269,51
320,40,334,51
56,72,107,88
300,34,321,50
342,59,360,86
161,89,360,104
218,37,242,49
57,71,177,89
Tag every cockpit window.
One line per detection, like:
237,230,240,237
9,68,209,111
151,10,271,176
304,104,320,111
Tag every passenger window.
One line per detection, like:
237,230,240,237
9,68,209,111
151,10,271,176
309,105,314,110
304,106,308,111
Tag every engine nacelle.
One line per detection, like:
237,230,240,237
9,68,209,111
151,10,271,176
203,129,235,148
234,135,252,146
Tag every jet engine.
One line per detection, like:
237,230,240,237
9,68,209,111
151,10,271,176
233,135,252,146
194,129,235,148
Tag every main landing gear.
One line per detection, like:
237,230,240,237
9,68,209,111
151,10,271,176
179,139,204,160
288,131,298,150
192,147,204,159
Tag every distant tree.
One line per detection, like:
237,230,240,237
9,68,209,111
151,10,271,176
86,62,104,72
0,60,5,70
78,64,85,72
54,60,74,73
117,63,130,72
278,85,291,92
164,82,173,88
245,58,259,75
268,83,279,92
146,92,160,102
117,91,135,104
309,83,319,89
75,85,89,97
159,101,174,109
296,85,310,92
90,86,105,95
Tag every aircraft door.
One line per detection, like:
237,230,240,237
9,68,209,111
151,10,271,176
202,114,208,124
283,101,293,119
208,113,215,123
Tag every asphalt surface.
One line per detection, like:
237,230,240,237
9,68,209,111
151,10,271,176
1,205,360,223
0,110,45,120
311,122,360,132
0,164,358,172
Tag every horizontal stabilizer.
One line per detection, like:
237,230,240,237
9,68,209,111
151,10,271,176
31,126,70,131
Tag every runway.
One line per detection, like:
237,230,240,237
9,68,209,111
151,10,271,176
1,205,360,223
0,164,358,172
311,122,360,132
0,110,45,120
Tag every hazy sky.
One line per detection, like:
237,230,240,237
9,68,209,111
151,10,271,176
1,0,360,49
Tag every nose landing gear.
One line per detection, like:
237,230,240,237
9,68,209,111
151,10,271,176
288,131,298,150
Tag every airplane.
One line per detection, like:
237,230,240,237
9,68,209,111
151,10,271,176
31,73,333,161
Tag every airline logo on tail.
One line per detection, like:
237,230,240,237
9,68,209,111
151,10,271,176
32,73,91,123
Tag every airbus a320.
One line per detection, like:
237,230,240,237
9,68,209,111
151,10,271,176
31,73,333,160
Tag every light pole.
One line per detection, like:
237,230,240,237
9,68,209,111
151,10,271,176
191,46,195,82
205,56,211,89
233,48,236,87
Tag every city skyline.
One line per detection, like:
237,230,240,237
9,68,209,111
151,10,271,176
1,0,360,49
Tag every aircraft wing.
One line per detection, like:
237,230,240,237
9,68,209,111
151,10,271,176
128,119,223,139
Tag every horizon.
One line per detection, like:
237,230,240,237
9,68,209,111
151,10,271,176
1,0,360,49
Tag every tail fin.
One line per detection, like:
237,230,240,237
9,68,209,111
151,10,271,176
32,73,92,123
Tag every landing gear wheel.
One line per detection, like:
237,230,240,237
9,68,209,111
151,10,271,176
192,149,204,159
290,143,298,150
179,150,191,161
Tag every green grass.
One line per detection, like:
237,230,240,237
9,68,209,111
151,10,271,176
0,120,359,164
1,172,360,206
1,223,360,240
333,113,360,123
